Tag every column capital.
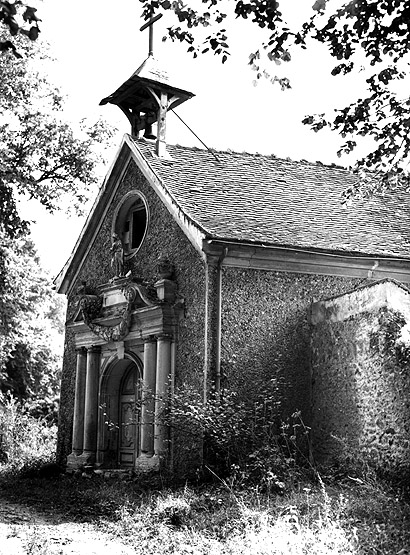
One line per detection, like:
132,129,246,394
156,333,173,342
75,346,87,355
144,335,157,344
87,345,101,354
206,254,221,268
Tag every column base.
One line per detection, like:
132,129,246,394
134,454,160,473
67,450,96,470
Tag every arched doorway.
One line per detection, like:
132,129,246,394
118,364,140,467
98,354,143,469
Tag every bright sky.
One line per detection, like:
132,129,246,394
20,0,367,277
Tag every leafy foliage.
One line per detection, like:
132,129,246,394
0,230,64,408
168,385,309,490
0,37,115,238
0,1,40,57
0,392,57,474
141,0,410,199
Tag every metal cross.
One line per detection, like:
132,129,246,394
140,12,163,56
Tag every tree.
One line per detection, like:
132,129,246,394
0,36,114,238
0,31,113,415
0,229,64,409
141,0,410,200
0,1,40,56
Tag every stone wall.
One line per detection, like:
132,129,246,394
57,159,206,466
311,280,410,476
221,269,362,423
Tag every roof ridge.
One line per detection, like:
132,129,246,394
137,139,349,172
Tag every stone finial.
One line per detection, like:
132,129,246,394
156,255,174,280
154,279,177,303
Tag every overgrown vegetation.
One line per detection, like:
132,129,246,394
0,466,409,554
168,386,311,491
0,393,57,474
0,396,409,553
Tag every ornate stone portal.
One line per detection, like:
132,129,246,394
67,273,181,471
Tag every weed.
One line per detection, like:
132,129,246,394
153,490,192,526
24,527,51,555
0,389,409,554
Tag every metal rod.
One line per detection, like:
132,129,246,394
171,109,221,162
149,26,153,56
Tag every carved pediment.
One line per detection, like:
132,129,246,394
124,281,158,308
72,278,159,342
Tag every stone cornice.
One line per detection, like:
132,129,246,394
311,278,410,324
70,304,178,348
203,240,410,282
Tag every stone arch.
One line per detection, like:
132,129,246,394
97,351,143,467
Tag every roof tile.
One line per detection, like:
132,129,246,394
134,139,410,258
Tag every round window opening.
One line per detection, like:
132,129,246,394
114,193,148,257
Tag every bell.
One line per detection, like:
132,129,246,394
143,123,156,140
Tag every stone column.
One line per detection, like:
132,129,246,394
154,334,172,456
140,337,157,457
72,347,87,455
82,346,101,464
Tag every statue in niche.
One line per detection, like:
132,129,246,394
111,233,124,278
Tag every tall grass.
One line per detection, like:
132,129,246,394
0,392,408,554
98,479,409,554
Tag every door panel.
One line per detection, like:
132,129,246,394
118,366,140,467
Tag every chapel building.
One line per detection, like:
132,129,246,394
55,48,410,477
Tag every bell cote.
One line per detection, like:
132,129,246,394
99,15,194,157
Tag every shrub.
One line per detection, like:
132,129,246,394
167,385,310,489
0,392,57,474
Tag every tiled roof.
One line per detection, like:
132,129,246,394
100,56,194,112
134,139,410,258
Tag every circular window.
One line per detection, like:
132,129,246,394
113,192,148,257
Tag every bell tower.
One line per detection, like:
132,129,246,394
99,13,194,157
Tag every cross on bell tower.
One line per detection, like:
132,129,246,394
99,11,194,158
140,12,163,57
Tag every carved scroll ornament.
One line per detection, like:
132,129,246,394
84,308,132,342
79,282,158,343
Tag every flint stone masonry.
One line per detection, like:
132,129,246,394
221,269,362,420
311,279,410,475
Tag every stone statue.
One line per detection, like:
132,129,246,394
111,233,124,278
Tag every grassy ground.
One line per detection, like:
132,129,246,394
0,469,409,554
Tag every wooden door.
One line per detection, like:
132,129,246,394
118,365,140,467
